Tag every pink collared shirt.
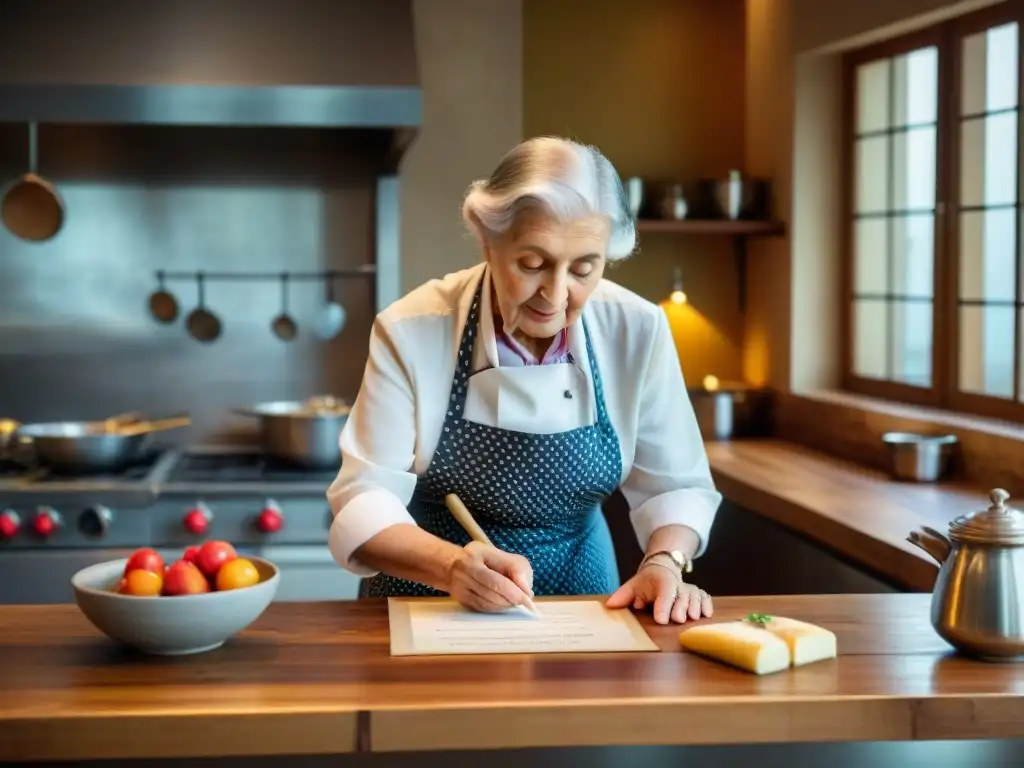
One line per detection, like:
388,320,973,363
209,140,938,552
494,317,572,367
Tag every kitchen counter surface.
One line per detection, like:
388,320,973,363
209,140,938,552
704,439,988,591
3,594,1024,762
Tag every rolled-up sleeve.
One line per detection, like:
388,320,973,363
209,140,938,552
327,313,419,576
620,310,722,558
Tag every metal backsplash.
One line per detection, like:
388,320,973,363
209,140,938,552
0,124,385,444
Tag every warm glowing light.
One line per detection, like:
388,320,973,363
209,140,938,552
703,374,720,391
670,289,687,305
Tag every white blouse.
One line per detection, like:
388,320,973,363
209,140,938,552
327,263,722,577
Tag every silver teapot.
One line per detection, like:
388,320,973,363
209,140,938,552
908,488,1024,661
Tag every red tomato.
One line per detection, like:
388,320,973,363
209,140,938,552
124,548,165,577
162,560,211,596
182,545,201,564
195,540,238,579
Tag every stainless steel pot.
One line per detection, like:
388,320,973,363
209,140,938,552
882,432,957,482
234,396,351,469
687,381,767,441
908,489,1024,661
14,413,190,473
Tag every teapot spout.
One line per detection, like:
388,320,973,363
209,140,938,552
907,525,952,565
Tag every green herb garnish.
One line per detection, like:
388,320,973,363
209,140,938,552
747,612,773,627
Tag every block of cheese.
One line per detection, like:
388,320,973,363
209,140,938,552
678,621,791,675
758,615,838,667
678,615,837,675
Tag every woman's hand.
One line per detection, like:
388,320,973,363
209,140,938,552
605,564,713,625
446,541,535,613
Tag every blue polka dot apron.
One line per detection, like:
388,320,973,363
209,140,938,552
362,277,623,598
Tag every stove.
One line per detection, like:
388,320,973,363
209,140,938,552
0,446,360,604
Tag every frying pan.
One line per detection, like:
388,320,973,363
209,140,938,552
148,270,180,324
14,413,191,474
1,123,64,243
186,272,222,343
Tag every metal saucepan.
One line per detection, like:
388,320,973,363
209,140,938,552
234,396,350,468
1,122,65,243
14,412,191,473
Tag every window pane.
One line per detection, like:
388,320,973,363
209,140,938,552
892,214,934,297
960,113,1019,207
959,209,1017,302
893,127,937,210
857,59,890,133
959,305,1016,398
854,218,888,293
853,299,888,378
893,47,938,125
893,301,933,386
962,22,1019,115
856,136,890,213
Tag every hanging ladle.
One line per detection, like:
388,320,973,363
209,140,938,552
186,271,222,343
271,272,298,341
311,271,347,341
1,122,65,242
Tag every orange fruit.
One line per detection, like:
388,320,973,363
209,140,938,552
120,568,163,597
215,557,260,591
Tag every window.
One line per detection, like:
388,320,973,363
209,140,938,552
843,2,1024,422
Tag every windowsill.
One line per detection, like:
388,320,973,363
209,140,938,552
793,389,1024,443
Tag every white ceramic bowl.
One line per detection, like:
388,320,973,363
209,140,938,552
72,556,280,655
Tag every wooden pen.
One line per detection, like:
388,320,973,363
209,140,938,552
444,493,543,618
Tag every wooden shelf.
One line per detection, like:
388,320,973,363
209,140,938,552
636,219,786,313
636,218,786,236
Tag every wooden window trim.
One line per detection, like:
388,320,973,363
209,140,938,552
840,1,1024,424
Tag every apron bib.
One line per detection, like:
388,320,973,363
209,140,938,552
362,277,623,597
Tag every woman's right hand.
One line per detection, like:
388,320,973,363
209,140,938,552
447,541,534,613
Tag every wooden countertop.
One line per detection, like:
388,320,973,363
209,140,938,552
3,594,1024,762
705,439,989,591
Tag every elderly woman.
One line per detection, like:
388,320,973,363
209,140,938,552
327,136,721,625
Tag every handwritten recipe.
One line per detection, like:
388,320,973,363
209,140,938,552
388,598,658,656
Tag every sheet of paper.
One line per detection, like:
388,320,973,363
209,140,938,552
388,598,659,656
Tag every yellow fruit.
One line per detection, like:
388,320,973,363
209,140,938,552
119,568,163,597
215,557,260,591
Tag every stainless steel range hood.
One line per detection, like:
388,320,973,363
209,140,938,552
0,0,421,133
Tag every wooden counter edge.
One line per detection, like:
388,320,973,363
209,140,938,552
705,441,940,592
368,695,1024,751
10,695,1024,759
0,710,361,763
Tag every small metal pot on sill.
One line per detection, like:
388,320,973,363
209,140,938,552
881,432,958,483
687,379,766,441
234,396,351,469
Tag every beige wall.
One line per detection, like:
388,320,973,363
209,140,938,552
401,0,524,295
523,0,749,383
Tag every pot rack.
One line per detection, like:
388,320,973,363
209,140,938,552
155,266,376,282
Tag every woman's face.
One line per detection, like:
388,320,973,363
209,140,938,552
485,210,609,339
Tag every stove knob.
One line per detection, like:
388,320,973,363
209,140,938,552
0,510,20,540
182,506,211,535
79,505,113,538
256,506,284,534
32,507,63,538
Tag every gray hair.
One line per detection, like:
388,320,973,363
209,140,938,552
461,136,637,261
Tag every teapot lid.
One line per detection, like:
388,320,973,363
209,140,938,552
949,489,1024,545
